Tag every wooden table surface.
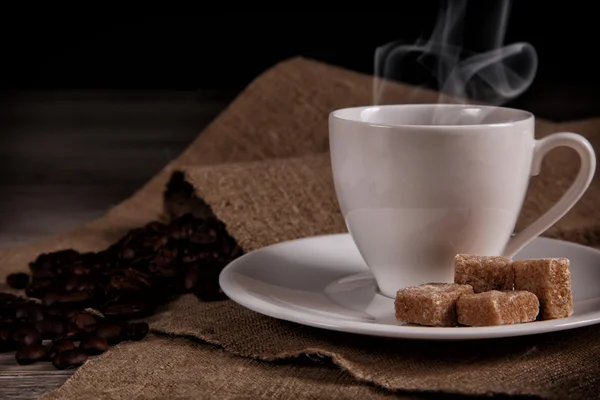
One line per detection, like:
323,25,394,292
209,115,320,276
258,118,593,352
0,89,233,399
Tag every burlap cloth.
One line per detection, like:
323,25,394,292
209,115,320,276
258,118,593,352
1,57,600,399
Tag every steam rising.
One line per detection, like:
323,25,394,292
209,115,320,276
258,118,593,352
373,0,537,124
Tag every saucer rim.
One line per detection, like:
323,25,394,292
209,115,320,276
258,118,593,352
219,234,600,340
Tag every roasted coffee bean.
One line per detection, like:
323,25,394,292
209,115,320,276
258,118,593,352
25,280,54,298
30,249,80,272
34,318,64,339
0,324,12,342
124,322,149,341
51,291,94,307
229,245,243,259
0,213,242,369
15,344,47,364
109,276,146,292
194,284,228,301
103,303,153,320
79,335,108,355
49,339,76,359
184,268,199,291
0,324,15,352
42,292,62,307
12,326,42,347
43,307,76,321
0,304,17,322
53,322,81,342
189,230,217,244
45,307,65,318
0,293,22,305
69,263,91,276
31,269,57,280
52,349,88,370
15,304,45,323
76,280,97,292
63,278,80,292
6,273,29,289
94,324,122,344
152,235,169,251
69,313,97,332
123,268,153,288
121,247,136,260
62,309,79,319
148,263,176,278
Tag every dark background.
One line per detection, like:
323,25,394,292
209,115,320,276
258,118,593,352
1,5,599,119
0,7,596,89
0,6,597,97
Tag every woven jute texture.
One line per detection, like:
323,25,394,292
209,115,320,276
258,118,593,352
0,57,598,399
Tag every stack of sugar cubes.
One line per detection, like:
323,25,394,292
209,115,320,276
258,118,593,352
394,255,574,327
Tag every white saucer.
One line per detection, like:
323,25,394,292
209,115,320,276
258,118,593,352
219,234,600,340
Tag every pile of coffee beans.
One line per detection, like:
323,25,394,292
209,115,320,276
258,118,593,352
1,293,148,368
1,213,243,369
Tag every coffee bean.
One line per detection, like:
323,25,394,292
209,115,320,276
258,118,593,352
79,335,108,355
124,322,149,341
45,307,65,318
15,304,45,323
62,309,79,319
12,326,42,347
42,292,62,307
184,268,199,292
53,322,81,342
63,278,80,292
121,247,136,260
109,276,146,292
31,269,56,280
30,249,80,272
0,324,15,352
76,280,97,292
0,293,22,305
69,263,91,276
51,291,94,307
69,313,97,332
0,213,243,369
34,318,65,339
123,268,153,288
52,349,88,370
6,273,29,289
15,344,47,364
0,305,16,322
94,324,122,344
25,280,54,298
0,324,12,342
103,303,153,320
49,339,76,359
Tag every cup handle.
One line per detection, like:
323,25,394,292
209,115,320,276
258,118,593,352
502,132,596,257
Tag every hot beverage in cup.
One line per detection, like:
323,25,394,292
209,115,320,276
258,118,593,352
329,104,595,298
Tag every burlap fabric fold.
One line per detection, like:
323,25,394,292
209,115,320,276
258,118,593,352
152,146,600,400
0,57,599,399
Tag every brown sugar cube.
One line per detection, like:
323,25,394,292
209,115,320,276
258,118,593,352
394,283,474,327
457,290,539,326
454,254,514,293
513,258,573,320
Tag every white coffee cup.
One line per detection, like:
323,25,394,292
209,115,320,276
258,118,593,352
329,104,596,298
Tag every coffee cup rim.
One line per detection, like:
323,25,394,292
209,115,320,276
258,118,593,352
330,103,534,130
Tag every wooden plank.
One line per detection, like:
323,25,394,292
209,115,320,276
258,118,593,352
0,351,73,400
